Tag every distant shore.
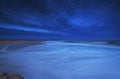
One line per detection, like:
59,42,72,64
0,41,43,45
0,41,44,53
0,40,120,46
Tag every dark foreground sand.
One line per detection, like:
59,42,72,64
0,72,24,79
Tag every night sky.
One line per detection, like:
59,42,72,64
0,0,120,40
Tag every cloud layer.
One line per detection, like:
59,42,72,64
0,0,120,40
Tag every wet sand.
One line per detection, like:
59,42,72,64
0,41,120,79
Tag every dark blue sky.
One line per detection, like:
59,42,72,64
0,0,120,40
